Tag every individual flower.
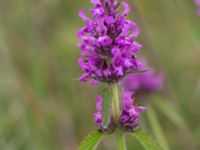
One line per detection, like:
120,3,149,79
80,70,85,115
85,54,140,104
119,91,146,132
77,0,142,84
94,91,145,133
120,58,164,96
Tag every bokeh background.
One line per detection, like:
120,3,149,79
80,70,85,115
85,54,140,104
0,0,200,149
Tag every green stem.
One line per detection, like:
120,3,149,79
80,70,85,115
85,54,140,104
112,84,120,123
115,130,127,150
111,84,127,150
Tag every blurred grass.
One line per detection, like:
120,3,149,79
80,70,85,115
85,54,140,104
0,0,200,149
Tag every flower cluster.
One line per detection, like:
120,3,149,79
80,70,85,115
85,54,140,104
119,92,146,132
94,92,146,133
194,0,200,16
120,58,164,97
78,0,142,84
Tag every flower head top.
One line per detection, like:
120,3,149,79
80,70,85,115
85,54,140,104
120,58,164,96
78,0,142,84
94,91,146,133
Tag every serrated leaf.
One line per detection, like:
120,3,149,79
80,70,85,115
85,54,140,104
133,129,162,150
78,131,104,150
153,97,186,127
102,88,112,128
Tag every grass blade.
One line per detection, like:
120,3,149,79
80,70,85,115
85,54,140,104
147,105,170,150
153,97,186,127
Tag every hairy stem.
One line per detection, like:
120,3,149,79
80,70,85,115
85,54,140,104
115,130,127,150
111,84,127,150
112,83,120,123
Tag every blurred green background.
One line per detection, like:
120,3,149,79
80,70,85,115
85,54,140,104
0,0,200,149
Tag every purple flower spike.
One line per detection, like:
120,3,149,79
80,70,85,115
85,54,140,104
119,91,146,132
120,58,164,96
77,0,142,84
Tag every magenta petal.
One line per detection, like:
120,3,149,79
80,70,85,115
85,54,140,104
96,95,102,112
79,9,88,22
122,2,131,16
122,91,134,106
79,73,89,82
91,0,101,5
94,112,102,124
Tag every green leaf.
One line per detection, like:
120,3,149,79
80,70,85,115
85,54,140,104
102,88,112,128
78,131,104,150
115,130,127,150
153,97,186,127
147,105,170,150
133,129,162,150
